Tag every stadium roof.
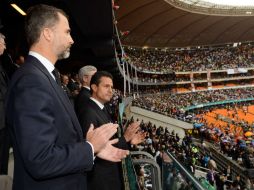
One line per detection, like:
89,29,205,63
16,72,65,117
165,0,254,16
116,0,254,48
180,0,254,7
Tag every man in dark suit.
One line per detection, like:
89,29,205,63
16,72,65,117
78,71,145,190
0,31,19,175
75,65,97,115
61,74,76,105
0,32,9,175
5,4,129,190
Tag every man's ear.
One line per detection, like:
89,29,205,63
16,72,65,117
42,28,53,41
91,84,97,92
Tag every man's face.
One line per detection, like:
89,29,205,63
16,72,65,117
92,76,113,104
84,70,97,86
0,37,6,55
52,13,74,60
62,75,69,85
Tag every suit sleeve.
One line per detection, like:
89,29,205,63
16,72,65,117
78,107,99,136
9,74,94,179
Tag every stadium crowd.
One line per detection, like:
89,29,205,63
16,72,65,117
132,87,254,120
125,44,254,72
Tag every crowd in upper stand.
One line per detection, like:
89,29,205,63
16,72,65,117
126,69,254,85
125,43,254,73
129,72,173,83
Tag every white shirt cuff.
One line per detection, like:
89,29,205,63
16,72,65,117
86,141,96,160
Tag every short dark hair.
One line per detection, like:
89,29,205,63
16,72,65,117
25,4,68,47
90,71,113,93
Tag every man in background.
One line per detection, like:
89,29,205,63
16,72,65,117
0,32,9,175
75,65,97,115
79,71,145,190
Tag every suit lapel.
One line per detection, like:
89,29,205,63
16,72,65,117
89,100,112,123
28,56,83,139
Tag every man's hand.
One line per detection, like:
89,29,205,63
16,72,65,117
124,121,140,142
86,123,118,153
96,139,129,162
130,131,146,145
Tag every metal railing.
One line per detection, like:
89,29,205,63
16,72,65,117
165,150,206,190
130,151,162,190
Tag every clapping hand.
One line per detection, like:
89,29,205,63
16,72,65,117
86,123,129,162
124,121,140,142
123,121,145,145
96,139,129,162
86,123,118,153
130,131,146,145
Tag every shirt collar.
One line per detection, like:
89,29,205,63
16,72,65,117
90,97,104,110
29,51,55,74
83,86,90,90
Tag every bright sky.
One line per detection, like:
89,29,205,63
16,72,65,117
203,0,254,6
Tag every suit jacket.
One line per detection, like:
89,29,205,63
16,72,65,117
0,53,19,130
0,62,8,130
75,87,91,118
78,99,129,190
5,55,94,190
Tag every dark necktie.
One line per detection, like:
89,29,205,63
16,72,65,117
52,68,61,86
102,106,114,123
102,107,108,115
102,107,109,119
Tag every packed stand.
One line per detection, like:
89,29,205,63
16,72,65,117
125,43,254,72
